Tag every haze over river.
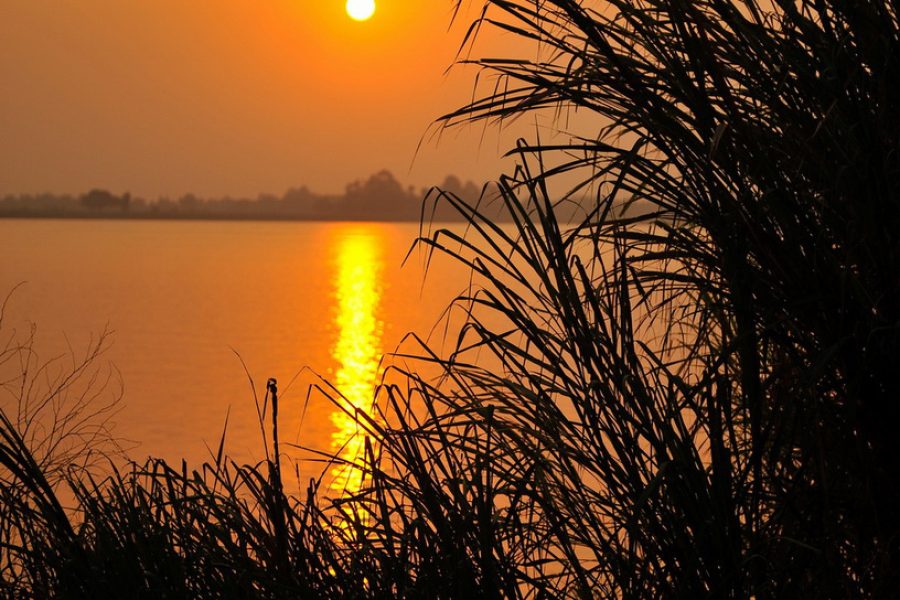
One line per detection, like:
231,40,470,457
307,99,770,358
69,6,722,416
1,219,471,487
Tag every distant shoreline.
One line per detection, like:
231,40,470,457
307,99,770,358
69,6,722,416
0,211,461,224
0,170,507,224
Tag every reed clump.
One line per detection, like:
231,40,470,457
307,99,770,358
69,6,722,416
2,0,899,597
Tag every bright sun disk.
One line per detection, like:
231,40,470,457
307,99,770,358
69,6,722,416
346,0,376,21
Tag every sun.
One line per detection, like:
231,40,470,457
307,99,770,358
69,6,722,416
346,0,376,21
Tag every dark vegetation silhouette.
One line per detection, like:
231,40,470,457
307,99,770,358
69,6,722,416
0,171,498,222
2,0,899,597
79,189,130,212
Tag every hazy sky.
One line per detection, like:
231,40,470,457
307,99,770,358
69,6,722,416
0,1,532,198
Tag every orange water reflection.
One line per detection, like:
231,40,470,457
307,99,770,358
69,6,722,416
329,227,384,495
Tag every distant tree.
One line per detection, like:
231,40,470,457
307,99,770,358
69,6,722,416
256,193,280,215
343,170,419,220
281,186,320,218
439,174,464,196
439,174,485,204
178,193,201,212
80,189,129,211
152,197,175,214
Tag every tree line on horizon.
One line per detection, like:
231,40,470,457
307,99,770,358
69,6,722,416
0,170,503,222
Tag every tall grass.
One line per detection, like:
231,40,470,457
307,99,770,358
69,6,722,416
433,0,899,595
2,0,899,597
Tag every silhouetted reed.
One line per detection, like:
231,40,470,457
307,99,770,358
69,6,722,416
434,0,900,595
2,0,898,597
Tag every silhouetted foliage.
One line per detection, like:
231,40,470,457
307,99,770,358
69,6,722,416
432,0,900,595
1,1,899,598
0,171,496,222
80,189,129,211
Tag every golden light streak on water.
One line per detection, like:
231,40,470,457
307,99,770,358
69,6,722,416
329,227,384,495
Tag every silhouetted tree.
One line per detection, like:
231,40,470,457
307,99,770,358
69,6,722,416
343,170,419,220
80,189,129,211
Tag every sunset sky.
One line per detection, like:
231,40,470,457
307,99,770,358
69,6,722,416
0,1,530,199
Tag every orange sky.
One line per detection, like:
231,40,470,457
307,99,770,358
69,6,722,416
0,1,531,198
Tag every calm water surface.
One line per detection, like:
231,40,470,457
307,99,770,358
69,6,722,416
0,219,469,487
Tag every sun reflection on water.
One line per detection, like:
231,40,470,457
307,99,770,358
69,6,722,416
330,228,383,495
